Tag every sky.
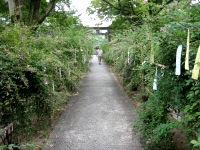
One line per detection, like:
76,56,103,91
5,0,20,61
70,0,112,27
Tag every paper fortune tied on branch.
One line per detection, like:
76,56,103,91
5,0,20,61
185,29,190,70
175,45,183,75
192,45,200,80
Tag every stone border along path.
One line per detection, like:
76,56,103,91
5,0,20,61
42,55,143,150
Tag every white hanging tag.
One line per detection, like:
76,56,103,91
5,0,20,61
161,68,165,77
153,78,157,90
185,29,190,70
153,66,158,90
128,50,130,63
52,81,54,92
192,45,200,80
84,55,86,64
175,45,183,75
44,78,48,85
133,55,136,65
43,66,46,72
59,67,62,79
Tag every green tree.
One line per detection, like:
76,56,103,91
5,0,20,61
87,0,175,27
103,0,200,149
0,0,70,30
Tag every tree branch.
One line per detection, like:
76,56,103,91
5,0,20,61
118,0,122,14
38,0,56,24
154,0,174,16
102,0,120,11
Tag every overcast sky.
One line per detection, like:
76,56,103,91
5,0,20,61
71,0,111,27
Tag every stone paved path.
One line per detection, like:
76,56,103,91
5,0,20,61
42,55,143,150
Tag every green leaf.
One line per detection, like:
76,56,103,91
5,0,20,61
195,90,200,95
191,140,198,144
186,92,194,99
184,105,192,112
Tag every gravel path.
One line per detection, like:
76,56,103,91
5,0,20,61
42,55,143,150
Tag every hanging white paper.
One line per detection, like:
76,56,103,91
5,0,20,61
68,64,70,76
59,67,62,79
84,55,86,64
153,66,158,90
185,29,190,70
133,55,136,65
192,45,200,80
175,45,183,75
44,78,48,85
161,68,165,77
153,78,157,90
43,66,46,72
52,81,54,92
128,50,130,63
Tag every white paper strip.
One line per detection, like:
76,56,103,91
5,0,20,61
59,67,61,79
153,78,157,90
68,64,70,76
175,45,183,75
150,36,154,64
84,55,86,64
192,45,200,80
185,29,190,70
153,66,158,90
43,66,46,72
44,78,48,85
161,68,165,77
52,81,54,92
128,50,130,63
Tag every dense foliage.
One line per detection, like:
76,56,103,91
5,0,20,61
102,0,200,149
88,0,174,29
0,10,95,149
1,0,200,149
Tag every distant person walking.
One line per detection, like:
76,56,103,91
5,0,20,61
96,46,103,65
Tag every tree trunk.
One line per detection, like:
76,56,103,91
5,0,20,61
8,0,14,17
8,0,23,23
14,0,23,22
8,0,56,30
28,0,41,25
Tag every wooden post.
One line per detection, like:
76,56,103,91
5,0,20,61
90,27,113,42
0,121,17,145
108,29,111,42
96,30,100,34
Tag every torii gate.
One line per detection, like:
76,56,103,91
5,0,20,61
89,27,113,42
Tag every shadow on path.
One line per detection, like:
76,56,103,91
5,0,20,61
42,55,143,150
